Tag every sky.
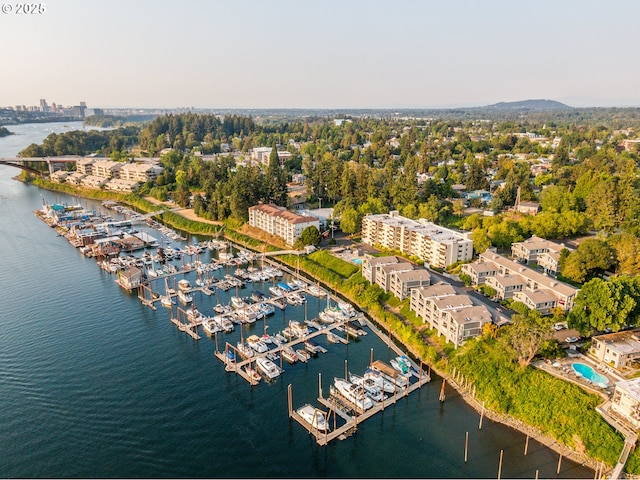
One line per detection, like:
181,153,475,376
2,0,639,109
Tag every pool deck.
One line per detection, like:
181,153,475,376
535,353,624,398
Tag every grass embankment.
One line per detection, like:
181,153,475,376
450,339,629,468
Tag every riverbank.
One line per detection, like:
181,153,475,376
25,179,617,476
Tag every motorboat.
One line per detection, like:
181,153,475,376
259,303,275,316
236,342,254,359
307,285,326,297
178,279,191,291
214,315,234,333
326,332,341,344
297,404,330,432
202,317,220,335
243,364,262,383
289,321,309,338
255,356,281,380
348,372,385,402
231,296,247,309
281,347,299,364
268,286,283,297
390,355,413,378
363,368,397,394
332,377,374,411
178,290,193,304
247,334,269,353
296,349,310,362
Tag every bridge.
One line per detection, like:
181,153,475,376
0,156,80,176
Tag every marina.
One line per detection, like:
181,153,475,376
34,196,436,443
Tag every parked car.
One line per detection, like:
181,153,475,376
552,322,568,331
565,336,580,343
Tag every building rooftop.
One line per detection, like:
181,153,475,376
395,269,431,283
415,282,457,298
364,255,399,267
514,289,558,304
449,305,492,324
594,329,640,356
364,212,470,246
432,294,474,310
479,252,579,297
489,274,525,287
249,203,318,225
378,262,414,275
615,377,640,403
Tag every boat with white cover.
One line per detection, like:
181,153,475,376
297,404,330,432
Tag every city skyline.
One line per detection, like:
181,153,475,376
2,0,640,109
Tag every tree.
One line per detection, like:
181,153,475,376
340,207,361,234
501,309,553,367
568,277,640,335
609,232,640,275
471,228,492,255
300,225,321,246
562,239,613,284
266,147,288,205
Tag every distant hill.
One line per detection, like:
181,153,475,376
484,99,572,111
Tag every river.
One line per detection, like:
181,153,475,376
0,122,593,478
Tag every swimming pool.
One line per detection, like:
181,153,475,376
351,258,363,265
572,362,609,388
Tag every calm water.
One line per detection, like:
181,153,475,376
0,123,594,478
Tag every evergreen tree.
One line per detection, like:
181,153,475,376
266,146,288,206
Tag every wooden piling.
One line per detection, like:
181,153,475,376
524,434,529,456
479,401,485,430
370,347,373,365
464,431,469,463
497,450,503,480
557,452,563,475
534,470,539,480
287,384,293,417
318,372,323,399
439,379,446,402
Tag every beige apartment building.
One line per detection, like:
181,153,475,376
248,203,319,246
460,251,579,312
410,282,492,348
361,211,473,269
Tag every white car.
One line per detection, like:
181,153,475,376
565,336,580,343
552,322,567,331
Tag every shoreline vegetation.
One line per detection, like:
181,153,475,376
28,177,631,476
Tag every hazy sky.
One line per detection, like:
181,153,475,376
2,0,639,109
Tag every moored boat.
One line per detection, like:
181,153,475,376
243,364,262,383
332,377,374,411
247,334,269,353
255,356,281,380
282,347,299,364
296,404,330,432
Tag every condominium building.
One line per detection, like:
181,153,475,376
611,378,640,429
119,162,164,183
362,256,399,284
511,235,570,275
92,159,122,179
461,251,579,312
361,211,473,269
389,269,431,300
410,282,492,348
248,203,319,246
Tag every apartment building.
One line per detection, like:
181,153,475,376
389,269,431,300
361,211,473,269
511,235,569,275
462,251,579,312
590,329,640,369
248,203,319,246
410,282,492,348
362,255,399,284
611,378,640,429
119,162,164,183
92,159,122,179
